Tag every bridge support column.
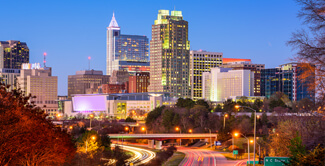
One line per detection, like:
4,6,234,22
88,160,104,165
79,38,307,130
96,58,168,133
148,140,154,149
155,140,162,149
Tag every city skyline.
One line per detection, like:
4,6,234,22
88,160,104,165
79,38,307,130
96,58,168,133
0,0,301,95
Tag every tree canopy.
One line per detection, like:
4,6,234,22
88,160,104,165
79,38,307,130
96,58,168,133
0,83,75,165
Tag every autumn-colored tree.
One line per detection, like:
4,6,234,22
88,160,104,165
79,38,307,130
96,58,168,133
0,83,75,166
77,131,101,158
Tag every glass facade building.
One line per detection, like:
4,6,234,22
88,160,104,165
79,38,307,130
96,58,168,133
0,40,29,69
261,63,315,101
106,13,149,76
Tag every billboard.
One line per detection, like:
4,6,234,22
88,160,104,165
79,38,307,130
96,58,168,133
72,95,107,112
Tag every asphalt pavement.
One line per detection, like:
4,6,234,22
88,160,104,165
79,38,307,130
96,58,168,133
178,147,242,166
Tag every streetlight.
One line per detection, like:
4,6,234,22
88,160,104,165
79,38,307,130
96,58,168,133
228,132,236,157
224,114,228,129
125,126,129,133
86,135,96,153
141,127,147,134
69,126,73,130
188,129,193,133
205,128,212,149
89,114,94,130
175,127,181,146
250,139,261,163
235,105,257,166
235,132,251,164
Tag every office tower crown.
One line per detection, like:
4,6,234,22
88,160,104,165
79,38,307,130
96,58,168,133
108,12,119,28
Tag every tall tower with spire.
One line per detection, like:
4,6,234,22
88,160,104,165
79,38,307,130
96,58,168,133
106,12,121,76
106,12,149,77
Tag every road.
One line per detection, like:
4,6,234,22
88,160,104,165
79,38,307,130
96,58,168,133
112,144,156,166
178,147,241,166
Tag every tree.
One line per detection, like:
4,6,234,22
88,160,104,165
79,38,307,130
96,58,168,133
125,116,136,122
288,133,325,166
77,131,101,158
196,99,210,109
288,0,325,105
176,98,195,109
0,83,75,166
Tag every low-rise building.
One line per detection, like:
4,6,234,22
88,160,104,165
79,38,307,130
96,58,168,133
62,92,176,120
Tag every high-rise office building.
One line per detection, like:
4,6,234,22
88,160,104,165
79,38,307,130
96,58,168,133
17,63,58,117
189,50,223,100
0,40,29,69
202,67,254,102
68,70,110,99
261,63,315,101
129,72,150,93
222,58,265,96
106,13,149,76
148,10,190,98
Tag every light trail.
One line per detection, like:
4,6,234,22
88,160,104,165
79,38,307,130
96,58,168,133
112,144,156,166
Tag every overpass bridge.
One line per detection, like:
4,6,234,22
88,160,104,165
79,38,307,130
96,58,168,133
109,133,217,149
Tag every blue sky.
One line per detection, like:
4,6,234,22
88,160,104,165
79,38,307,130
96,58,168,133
0,0,302,95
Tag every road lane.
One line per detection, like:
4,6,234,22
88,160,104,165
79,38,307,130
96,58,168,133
178,147,239,166
111,144,156,166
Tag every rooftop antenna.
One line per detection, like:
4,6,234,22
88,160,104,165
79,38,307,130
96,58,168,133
88,56,91,70
43,52,47,67
174,6,176,11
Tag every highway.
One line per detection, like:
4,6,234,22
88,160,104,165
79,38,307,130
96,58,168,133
112,144,156,166
178,147,240,166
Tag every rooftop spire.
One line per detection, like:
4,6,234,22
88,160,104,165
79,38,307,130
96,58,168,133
109,12,119,28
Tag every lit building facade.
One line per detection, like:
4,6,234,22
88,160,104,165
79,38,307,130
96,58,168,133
261,63,315,101
190,50,223,100
68,70,110,99
17,63,58,117
0,40,29,69
63,93,176,120
129,72,150,93
222,58,265,96
106,13,149,76
0,68,20,91
148,10,190,98
109,70,129,84
203,67,254,102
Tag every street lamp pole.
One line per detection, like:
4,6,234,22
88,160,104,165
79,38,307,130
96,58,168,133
236,105,257,166
223,114,228,129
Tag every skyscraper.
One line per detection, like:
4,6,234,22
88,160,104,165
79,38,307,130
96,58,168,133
189,50,223,100
0,40,29,69
148,10,190,98
106,13,149,76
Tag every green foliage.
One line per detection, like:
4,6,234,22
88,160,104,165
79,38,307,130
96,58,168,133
287,134,324,166
288,133,306,159
176,98,195,109
162,109,180,132
288,145,325,166
125,116,137,122
196,99,210,109
145,106,165,129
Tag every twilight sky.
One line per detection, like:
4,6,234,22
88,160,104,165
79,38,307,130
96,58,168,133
0,0,302,95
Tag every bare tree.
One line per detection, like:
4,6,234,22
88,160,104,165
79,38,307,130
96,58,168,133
288,0,325,108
